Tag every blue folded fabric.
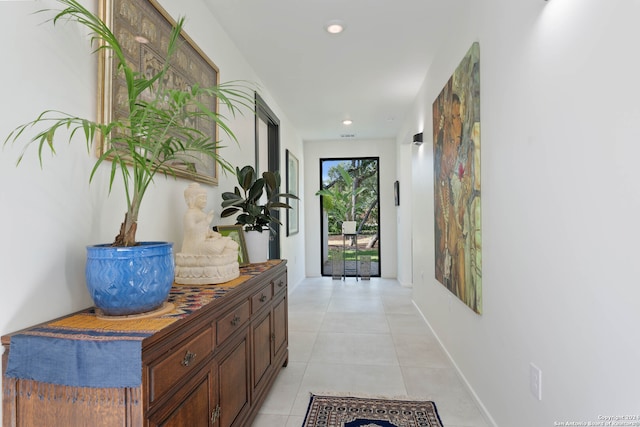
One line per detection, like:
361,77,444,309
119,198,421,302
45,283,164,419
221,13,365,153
5,334,143,388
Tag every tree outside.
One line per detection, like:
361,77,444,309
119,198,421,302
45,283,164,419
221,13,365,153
318,158,380,276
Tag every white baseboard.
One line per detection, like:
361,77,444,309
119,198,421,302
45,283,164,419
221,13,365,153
411,300,499,427
398,279,413,288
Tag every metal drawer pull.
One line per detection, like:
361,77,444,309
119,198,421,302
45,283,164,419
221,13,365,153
231,314,241,326
259,294,267,302
211,405,221,423
277,280,284,288
181,351,197,367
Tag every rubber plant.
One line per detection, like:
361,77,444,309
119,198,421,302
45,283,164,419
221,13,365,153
220,165,298,233
4,0,253,247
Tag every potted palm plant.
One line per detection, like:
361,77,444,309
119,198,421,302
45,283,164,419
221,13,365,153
220,165,298,263
4,0,253,315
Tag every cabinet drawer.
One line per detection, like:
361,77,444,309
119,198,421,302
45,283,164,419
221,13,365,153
273,274,287,296
217,300,250,345
149,326,213,403
251,282,273,314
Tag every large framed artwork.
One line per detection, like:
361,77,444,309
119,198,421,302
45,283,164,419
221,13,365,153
286,149,299,236
432,42,482,314
97,0,221,185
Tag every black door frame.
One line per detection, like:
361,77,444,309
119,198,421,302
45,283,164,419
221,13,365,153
255,93,281,259
318,157,381,277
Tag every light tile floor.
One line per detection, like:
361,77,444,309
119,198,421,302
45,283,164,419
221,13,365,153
251,277,489,427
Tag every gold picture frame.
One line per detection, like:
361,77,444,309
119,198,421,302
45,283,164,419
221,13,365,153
216,225,249,267
97,0,221,184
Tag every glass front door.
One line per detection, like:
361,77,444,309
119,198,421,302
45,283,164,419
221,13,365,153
318,157,380,277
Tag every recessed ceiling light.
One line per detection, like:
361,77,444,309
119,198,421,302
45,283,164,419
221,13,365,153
342,119,353,125
325,20,346,34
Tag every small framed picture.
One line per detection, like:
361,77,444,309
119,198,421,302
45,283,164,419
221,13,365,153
216,225,249,267
394,180,400,206
286,149,299,236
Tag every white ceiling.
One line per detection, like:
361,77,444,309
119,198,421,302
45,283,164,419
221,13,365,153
203,0,468,142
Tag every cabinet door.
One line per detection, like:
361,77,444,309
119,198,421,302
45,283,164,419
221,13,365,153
148,367,216,427
252,309,273,393
217,331,250,427
273,293,288,361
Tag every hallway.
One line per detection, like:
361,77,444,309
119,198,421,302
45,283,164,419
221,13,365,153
251,277,489,427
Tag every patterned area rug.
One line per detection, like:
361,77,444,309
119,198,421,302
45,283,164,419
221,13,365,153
302,394,444,427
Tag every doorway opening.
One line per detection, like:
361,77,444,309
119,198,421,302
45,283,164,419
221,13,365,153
318,157,380,277
255,93,281,259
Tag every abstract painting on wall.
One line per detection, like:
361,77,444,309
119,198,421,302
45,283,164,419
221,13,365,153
432,42,482,314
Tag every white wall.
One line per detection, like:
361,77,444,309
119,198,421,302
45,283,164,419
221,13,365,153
402,0,640,425
0,1,305,419
396,138,418,287
304,139,397,278
278,128,306,286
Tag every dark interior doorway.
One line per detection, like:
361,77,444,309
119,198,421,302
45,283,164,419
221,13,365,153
255,93,281,259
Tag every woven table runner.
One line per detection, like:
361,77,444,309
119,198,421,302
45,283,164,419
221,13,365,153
5,261,281,389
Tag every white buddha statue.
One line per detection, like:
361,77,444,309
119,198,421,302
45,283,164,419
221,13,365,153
175,183,240,284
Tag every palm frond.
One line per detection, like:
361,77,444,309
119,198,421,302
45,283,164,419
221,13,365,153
5,0,255,246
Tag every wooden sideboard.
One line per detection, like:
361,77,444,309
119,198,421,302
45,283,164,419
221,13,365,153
2,260,288,427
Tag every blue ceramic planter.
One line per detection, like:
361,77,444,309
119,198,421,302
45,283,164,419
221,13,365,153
85,242,175,316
